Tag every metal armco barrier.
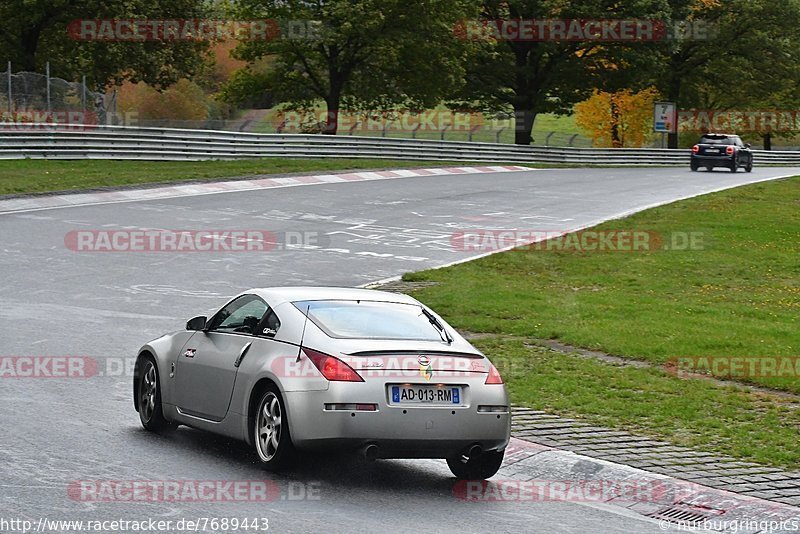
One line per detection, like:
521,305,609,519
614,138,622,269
2,124,800,165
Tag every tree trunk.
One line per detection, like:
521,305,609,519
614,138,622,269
513,107,536,145
323,86,341,135
763,132,772,151
610,98,622,148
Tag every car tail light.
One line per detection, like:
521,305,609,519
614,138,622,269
485,364,504,384
726,146,735,155
692,145,699,153
304,348,364,382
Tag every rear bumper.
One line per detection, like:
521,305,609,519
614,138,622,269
691,154,734,166
284,381,511,458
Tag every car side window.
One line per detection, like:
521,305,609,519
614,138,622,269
207,295,269,335
257,309,281,337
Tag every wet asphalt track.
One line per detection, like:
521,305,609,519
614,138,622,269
1,166,798,533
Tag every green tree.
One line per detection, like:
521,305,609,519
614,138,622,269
656,0,800,148
0,0,211,89
451,0,669,145
230,0,476,134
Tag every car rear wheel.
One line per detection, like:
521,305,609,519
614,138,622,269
253,387,294,471
690,163,699,171
729,163,737,172
745,161,753,172
137,357,172,431
447,449,504,480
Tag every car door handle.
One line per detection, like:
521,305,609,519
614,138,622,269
234,342,252,368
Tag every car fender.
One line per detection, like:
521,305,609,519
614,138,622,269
134,331,197,410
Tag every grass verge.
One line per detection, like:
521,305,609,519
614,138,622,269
0,158,519,196
403,176,800,467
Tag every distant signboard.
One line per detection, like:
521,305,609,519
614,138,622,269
653,102,677,133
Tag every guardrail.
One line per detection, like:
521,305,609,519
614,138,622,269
2,124,800,165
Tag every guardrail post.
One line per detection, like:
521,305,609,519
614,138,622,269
412,124,421,139
440,125,450,141
545,132,554,146
568,134,578,146
349,121,361,136
495,127,505,144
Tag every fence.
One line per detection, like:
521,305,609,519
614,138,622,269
2,123,800,165
2,63,115,121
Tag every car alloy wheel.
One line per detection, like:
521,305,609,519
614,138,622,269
254,387,294,469
137,357,172,431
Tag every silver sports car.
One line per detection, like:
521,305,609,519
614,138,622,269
134,287,511,479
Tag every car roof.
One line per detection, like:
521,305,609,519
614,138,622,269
250,286,421,306
701,133,738,138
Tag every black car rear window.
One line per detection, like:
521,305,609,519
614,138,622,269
700,136,735,145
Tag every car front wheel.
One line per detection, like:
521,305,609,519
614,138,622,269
137,356,172,431
447,449,504,480
253,387,294,470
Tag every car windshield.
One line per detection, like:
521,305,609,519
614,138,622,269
293,300,445,341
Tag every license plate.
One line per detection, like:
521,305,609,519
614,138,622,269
389,385,462,405
705,148,719,154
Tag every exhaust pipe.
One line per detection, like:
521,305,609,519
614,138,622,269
360,443,379,461
460,444,482,463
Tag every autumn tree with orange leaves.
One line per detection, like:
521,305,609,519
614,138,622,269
575,88,660,148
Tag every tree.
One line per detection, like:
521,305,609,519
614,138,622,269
655,0,800,148
575,88,660,147
230,0,476,134
0,0,211,89
451,0,669,145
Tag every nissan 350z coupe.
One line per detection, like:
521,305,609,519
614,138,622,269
133,287,511,479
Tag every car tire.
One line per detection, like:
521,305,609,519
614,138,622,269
253,386,295,471
690,163,698,171
447,449,504,480
137,356,173,432
745,162,753,172
729,163,737,173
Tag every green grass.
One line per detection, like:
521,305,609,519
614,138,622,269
477,336,800,468
252,108,591,146
402,176,800,467
0,158,495,196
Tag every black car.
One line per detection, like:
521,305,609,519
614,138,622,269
691,133,753,172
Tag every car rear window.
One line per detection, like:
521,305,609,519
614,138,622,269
700,136,734,145
293,300,444,341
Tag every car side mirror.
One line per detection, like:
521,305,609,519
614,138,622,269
745,143,751,148
186,316,207,331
